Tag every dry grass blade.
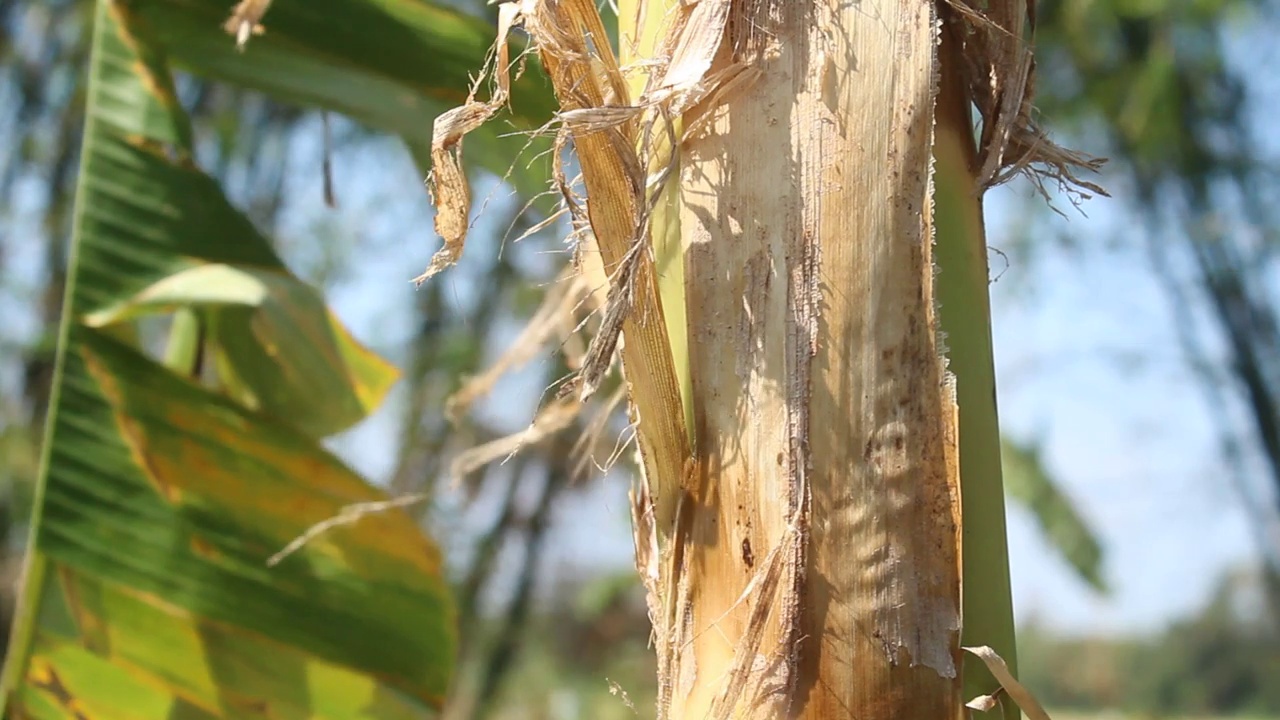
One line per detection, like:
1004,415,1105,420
446,270,592,421
449,398,582,485
267,493,428,566
963,645,1054,720
571,384,629,480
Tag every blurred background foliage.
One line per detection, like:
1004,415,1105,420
1,0,1278,717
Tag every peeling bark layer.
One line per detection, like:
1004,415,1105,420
670,1,962,718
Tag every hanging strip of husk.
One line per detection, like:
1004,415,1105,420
416,3,522,285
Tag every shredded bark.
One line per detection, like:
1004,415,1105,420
706,515,803,720
943,0,1107,199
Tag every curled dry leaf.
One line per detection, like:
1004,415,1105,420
416,3,521,286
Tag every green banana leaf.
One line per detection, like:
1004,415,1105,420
0,2,455,717
129,0,559,204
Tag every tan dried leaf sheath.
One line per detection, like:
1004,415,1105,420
422,0,1095,717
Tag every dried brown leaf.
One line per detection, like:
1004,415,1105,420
416,3,520,285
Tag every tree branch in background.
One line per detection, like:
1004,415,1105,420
471,446,568,719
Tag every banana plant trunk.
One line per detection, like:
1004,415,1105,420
617,1,1009,718
424,0,1058,716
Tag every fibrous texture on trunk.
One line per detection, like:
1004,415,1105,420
658,2,961,716
422,0,1099,717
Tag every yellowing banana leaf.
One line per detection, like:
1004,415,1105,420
20,329,450,718
0,2,455,717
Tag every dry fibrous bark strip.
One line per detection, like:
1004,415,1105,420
515,0,694,546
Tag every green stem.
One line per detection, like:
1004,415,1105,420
935,25,1020,719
